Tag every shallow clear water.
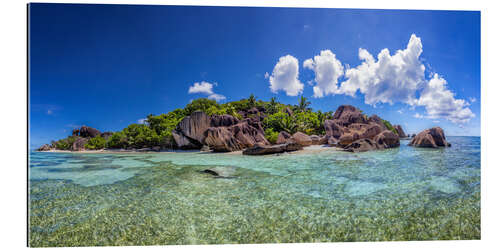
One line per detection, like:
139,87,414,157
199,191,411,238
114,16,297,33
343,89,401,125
28,136,481,246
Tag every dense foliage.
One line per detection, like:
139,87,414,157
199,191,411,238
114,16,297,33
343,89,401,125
85,136,106,150
48,95,397,150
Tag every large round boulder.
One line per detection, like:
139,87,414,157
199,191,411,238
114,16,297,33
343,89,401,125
292,132,312,146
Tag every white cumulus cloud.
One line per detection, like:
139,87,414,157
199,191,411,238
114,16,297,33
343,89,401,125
208,93,226,101
338,34,425,106
269,55,304,96
188,81,215,95
188,81,226,102
417,74,475,123
303,50,344,98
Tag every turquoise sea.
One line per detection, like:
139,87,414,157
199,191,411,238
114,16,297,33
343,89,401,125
28,136,481,246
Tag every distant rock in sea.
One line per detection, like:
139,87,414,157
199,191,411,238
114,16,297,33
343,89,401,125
409,127,451,148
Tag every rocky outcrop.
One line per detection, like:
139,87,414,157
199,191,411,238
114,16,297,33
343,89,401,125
242,142,303,155
310,135,327,145
71,126,101,138
292,132,312,146
78,126,101,138
174,111,211,147
276,131,292,144
344,138,381,152
324,120,344,139
332,105,367,126
71,137,89,151
204,127,244,152
409,127,451,148
37,144,52,151
171,111,270,152
373,130,400,148
210,114,239,127
172,130,199,149
323,105,400,152
344,130,399,152
394,125,406,138
203,120,269,152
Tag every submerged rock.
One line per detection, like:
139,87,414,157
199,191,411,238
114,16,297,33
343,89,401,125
409,127,451,148
201,166,237,178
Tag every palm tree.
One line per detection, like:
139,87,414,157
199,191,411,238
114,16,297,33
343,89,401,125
248,94,256,108
298,96,311,112
267,97,279,114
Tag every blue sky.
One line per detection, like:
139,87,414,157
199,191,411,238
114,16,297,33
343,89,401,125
29,4,480,147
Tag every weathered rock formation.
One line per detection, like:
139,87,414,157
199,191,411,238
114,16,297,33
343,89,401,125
276,131,292,144
344,138,381,152
71,126,111,139
71,137,89,151
409,127,451,148
323,105,400,152
394,125,406,138
292,132,312,146
309,135,327,145
174,111,212,146
172,111,269,152
37,144,52,151
242,142,303,155
77,126,101,138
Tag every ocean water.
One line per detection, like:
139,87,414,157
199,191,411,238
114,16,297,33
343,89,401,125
28,136,481,246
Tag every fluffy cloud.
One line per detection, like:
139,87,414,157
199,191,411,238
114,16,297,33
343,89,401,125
269,55,304,96
338,34,425,105
188,81,226,102
207,93,226,101
303,50,344,98
414,113,424,119
417,74,475,123
188,81,215,95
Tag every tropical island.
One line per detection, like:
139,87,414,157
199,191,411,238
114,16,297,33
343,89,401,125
37,95,450,154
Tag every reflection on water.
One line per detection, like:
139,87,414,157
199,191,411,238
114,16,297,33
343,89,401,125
29,136,481,246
